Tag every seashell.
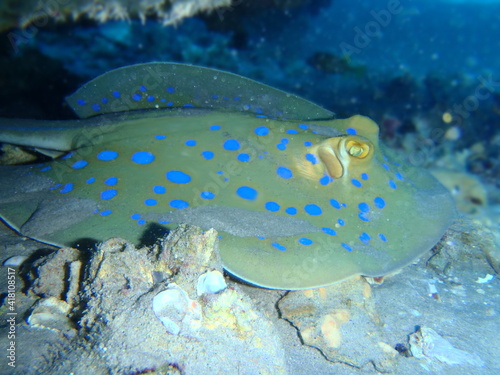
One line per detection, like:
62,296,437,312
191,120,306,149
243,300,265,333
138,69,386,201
152,283,202,335
197,270,227,296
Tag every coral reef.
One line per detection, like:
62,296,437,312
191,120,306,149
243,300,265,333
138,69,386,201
0,0,231,31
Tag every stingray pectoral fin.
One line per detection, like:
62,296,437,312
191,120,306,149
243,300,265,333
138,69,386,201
0,165,98,246
66,62,335,121
220,234,361,290
0,199,42,234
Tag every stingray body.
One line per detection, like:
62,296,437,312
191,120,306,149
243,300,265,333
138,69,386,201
0,63,455,289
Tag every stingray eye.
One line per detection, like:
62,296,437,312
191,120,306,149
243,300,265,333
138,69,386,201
346,139,371,159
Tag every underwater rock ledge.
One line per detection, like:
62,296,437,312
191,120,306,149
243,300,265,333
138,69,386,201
0,0,231,31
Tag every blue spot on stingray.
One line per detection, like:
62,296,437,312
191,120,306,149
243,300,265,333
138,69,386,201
61,152,74,160
351,178,362,187
40,166,51,171
166,102,173,106
304,141,312,147
153,185,166,194
183,104,194,108
144,198,157,206
299,238,313,245
395,172,404,181
330,199,341,209
170,199,189,209
277,166,293,179
147,96,155,102
100,210,112,216
236,186,258,200
306,153,318,165
137,220,146,225
112,91,120,98
359,233,371,244
210,124,221,131
281,138,289,145
320,176,332,185
338,219,345,226
60,183,74,193
131,214,141,220
256,114,267,119
234,96,241,101
104,177,118,186
97,151,118,161
346,128,357,135
286,207,297,215
166,171,191,184
358,212,370,222
166,86,175,93
389,180,397,189
201,191,215,199
286,129,298,134
101,97,109,104
132,93,142,101
305,204,322,215
202,151,214,160
223,139,240,151
237,153,250,162
265,202,280,212
86,177,95,184
272,242,287,251
383,163,390,171
71,160,88,169
361,232,371,241
299,124,309,129
255,108,263,114
276,144,286,151
158,220,169,225
322,227,337,236
185,140,196,147
361,173,369,180
101,189,117,200
139,85,147,92
358,202,370,212
92,103,101,111
77,99,86,106
155,135,167,140
341,243,353,251
379,233,388,242
217,171,224,175
132,151,155,165
374,197,386,209
256,236,265,240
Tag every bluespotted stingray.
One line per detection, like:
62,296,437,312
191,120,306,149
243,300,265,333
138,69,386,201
0,63,455,289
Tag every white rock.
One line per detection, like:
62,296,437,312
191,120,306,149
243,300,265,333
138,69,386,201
475,274,494,284
409,327,484,366
3,255,28,267
197,270,227,296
